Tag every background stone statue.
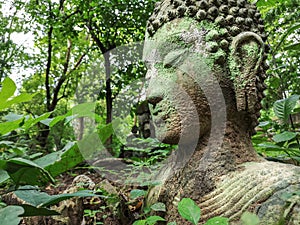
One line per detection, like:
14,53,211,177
143,0,300,224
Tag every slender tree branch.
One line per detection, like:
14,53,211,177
67,52,87,75
45,2,54,111
51,51,87,111
63,39,72,76
59,0,65,11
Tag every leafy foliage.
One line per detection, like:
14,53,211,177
0,157,54,187
253,94,300,163
0,77,34,111
13,186,98,208
0,205,24,225
177,198,201,225
273,95,300,122
205,217,229,225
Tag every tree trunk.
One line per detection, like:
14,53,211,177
104,52,113,154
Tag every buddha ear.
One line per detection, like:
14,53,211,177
229,32,265,113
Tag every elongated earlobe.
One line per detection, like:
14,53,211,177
229,32,265,114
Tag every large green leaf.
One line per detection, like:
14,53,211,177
40,103,99,128
21,204,60,217
272,131,297,143
41,190,99,207
258,142,285,151
150,202,166,212
132,220,146,225
0,112,51,134
204,216,229,225
0,77,16,103
14,186,52,207
0,169,9,184
35,142,84,177
145,216,165,225
130,189,147,199
14,186,98,208
273,95,300,122
0,158,54,186
284,42,300,51
178,198,201,225
0,205,24,225
273,23,300,53
0,77,34,111
0,118,24,135
68,102,98,120
256,0,278,8
3,93,34,107
23,112,52,130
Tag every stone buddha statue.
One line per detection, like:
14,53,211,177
143,0,300,224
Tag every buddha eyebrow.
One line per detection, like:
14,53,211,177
165,32,182,42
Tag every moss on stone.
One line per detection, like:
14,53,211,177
242,43,259,57
206,30,219,41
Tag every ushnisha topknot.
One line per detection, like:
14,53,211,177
146,0,270,135
147,0,267,43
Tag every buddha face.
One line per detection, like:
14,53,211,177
143,18,227,145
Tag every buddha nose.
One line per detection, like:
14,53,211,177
147,95,163,105
146,74,164,107
146,85,163,106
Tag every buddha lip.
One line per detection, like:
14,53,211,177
152,109,162,115
153,112,168,122
153,117,165,127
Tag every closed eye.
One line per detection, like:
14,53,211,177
163,49,187,68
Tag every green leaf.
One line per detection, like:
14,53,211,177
178,198,201,225
284,43,300,51
132,220,146,225
130,189,147,199
0,77,16,103
273,23,300,53
204,216,229,225
0,118,24,135
150,202,166,212
21,204,60,216
145,215,165,225
273,95,300,122
68,102,97,119
4,113,24,121
272,131,297,143
2,93,34,110
14,186,52,207
256,0,277,8
257,142,285,151
23,112,52,130
0,78,34,111
0,205,24,225
14,186,98,208
0,169,9,184
240,212,260,225
40,190,98,207
258,121,270,127
167,222,177,225
35,142,83,177
2,158,54,186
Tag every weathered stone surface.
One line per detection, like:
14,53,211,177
143,0,300,224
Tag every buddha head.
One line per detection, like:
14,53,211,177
143,0,268,145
